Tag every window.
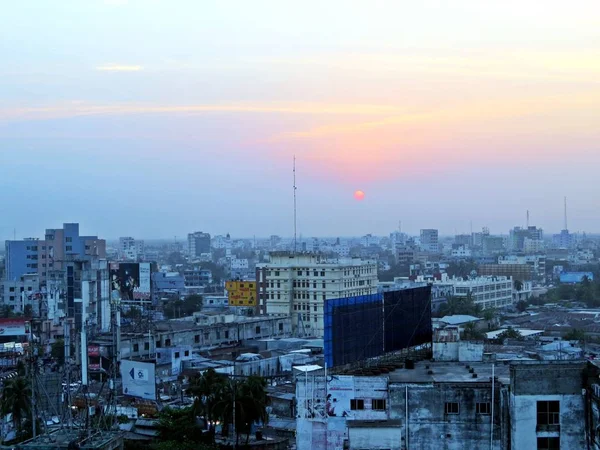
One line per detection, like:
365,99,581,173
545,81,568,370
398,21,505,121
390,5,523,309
66,246,72,251
156,341,162,348
297,271,302,276
133,344,139,352
144,343,149,350
184,350,189,357
195,335,200,343
224,330,229,339
372,399,386,410
165,339,171,347
275,271,280,276
445,402,459,414
66,237,72,242
216,331,221,339
350,399,364,410
537,437,560,450
537,401,559,426
174,352,180,358
9,287,14,292
255,326,261,334
314,305,318,311
279,323,283,331
476,402,491,415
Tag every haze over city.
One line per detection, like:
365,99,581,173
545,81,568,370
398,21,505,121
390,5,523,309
2,0,600,240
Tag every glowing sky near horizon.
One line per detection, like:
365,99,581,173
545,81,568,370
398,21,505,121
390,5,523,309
1,0,599,239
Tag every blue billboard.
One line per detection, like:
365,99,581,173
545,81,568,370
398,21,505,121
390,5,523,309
560,272,594,284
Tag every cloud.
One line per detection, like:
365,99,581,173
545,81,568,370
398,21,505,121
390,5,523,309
95,63,143,72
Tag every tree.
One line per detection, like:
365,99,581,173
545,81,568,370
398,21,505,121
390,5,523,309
51,339,75,365
437,294,481,317
164,295,203,319
1,376,31,436
497,328,523,341
212,375,270,446
563,328,586,342
188,368,226,440
462,322,485,340
515,300,528,313
514,280,523,292
23,305,33,318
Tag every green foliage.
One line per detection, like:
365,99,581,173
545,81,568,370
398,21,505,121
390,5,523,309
122,306,142,320
514,280,523,292
378,263,410,281
445,260,478,279
462,322,484,340
1,376,31,435
437,294,482,317
23,305,33,318
563,328,586,342
164,295,203,319
496,328,523,341
0,305,14,318
51,339,75,364
515,300,528,313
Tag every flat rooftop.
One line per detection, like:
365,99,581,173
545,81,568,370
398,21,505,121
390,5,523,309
387,361,511,385
16,430,123,450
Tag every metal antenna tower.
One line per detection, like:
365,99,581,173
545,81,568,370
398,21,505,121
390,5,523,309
293,156,297,254
526,210,530,228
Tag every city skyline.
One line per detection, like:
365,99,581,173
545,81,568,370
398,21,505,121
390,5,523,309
2,0,600,239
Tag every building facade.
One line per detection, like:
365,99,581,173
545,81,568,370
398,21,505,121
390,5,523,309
187,231,211,257
5,223,106,283
452,276,514,309
256,253,378,337
420,229,439,253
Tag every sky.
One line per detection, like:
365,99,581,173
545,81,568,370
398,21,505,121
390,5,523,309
1,0,599,240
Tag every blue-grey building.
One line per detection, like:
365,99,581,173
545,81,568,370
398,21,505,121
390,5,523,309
4,223,106,282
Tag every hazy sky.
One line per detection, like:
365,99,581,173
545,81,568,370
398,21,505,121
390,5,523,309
1,0,599,240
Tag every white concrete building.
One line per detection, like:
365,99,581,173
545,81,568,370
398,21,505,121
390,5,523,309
256,253,378,337
451,245,472,258
499,254,546,279
452,275,514,309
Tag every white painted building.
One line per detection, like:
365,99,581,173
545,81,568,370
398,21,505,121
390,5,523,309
452,275,514,309
118,237,144,260
256,253,378,337
499,254,546,279
451,245,472,258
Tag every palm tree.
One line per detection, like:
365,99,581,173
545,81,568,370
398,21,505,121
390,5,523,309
514,279,523,292
239,376,269,445
188,368,226,438
213,380,245,446
1,376,32,435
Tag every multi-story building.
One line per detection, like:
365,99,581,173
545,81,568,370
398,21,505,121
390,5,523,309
553,229,573,249
451,275,514,309
187,231,211,258
5,223,106,283
183,268,212,288
212,234,232,250
420,229,439,253
0,273,41,314
256,253,378,337
509,226,543,252
118,237,145,261
296,360,589,450
498,254,546,279
479,264,533,283
482,235,505,255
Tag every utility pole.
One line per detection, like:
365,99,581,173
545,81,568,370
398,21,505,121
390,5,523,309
30,324,36,438
293,156,297,255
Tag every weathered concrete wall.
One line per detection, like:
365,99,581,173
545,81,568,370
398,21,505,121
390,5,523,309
458,342,483,362
433,342,459,361
510,394,585,450
510,361,586,395
296,375,390,450
389,383,504,450
348,426,402,450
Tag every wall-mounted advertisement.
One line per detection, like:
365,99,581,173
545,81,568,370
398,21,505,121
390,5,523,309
110,263,152,301
0,319,28,336
121,359,156,400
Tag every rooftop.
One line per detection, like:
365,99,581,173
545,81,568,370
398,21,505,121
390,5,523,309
387,361,511,384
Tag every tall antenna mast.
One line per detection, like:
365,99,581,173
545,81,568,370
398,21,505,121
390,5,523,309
293,156,297,254
564,196,568,230
526,210,530,228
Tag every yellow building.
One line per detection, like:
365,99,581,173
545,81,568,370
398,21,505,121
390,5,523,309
225,280,257,306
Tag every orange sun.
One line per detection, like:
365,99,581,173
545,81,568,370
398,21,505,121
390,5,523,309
354,190,365,201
